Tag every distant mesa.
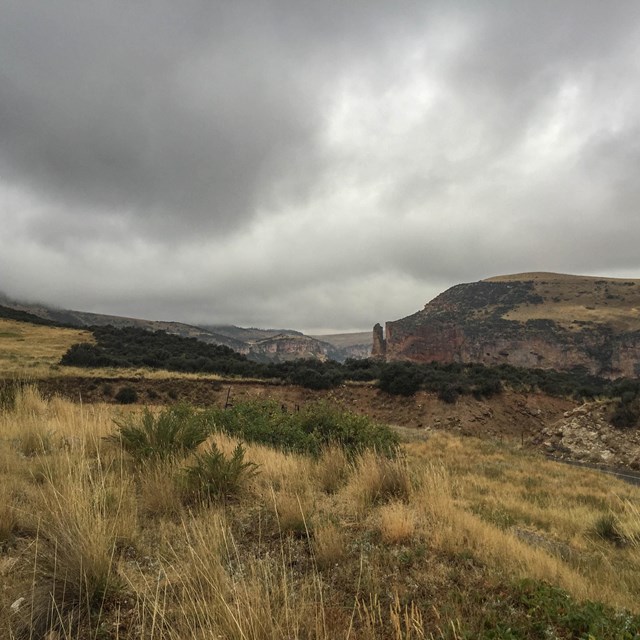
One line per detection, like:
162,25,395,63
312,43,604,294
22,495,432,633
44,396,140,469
373,272,640,379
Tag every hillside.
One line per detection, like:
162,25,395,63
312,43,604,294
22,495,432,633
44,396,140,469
374,272,640,378
3,385,640,638
0,297,367,363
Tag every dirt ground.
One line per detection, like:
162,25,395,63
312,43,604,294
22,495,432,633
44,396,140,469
34,376,575,447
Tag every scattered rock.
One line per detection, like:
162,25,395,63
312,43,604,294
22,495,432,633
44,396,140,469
10,596,25,613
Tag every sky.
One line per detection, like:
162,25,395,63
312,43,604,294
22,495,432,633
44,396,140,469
2,1,640,333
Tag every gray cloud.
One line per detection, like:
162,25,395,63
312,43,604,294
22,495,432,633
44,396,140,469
2,1,640,332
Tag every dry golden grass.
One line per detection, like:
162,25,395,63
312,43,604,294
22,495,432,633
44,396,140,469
312,521,347,569
484,272,640,331
377,501,417,544
313,445,351,494
0,483,17,546
344,450,413,516
3,389,640,638
0,317,230,380
0,318,92,377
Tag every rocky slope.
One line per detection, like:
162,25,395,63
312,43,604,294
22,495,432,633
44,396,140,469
374,273,640,378
535,400,640,469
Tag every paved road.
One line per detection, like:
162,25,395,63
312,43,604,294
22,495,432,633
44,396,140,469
547,456,640,486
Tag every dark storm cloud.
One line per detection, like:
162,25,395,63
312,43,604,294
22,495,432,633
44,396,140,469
3,1,640,330
0,0,432,242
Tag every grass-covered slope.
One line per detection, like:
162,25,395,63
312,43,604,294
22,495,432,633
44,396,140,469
2,387,640,638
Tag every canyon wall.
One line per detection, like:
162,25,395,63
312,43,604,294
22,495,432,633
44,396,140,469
375,274,640,378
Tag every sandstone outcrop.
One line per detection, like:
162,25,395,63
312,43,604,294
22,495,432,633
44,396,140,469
375,273,640,378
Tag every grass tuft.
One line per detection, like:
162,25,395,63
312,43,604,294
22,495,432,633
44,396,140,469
109,404,211,462
18,458,127,638
592,513,628,546
182,442,259,505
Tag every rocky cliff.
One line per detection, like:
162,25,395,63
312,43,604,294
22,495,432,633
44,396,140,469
375,273,640,378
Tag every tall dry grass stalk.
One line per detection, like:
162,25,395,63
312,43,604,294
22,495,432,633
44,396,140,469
378,501,417,545
15,451,135,638
343,451,413,516
131,513,329,640
0,482,17,546
314,445,351,494
357,592,427,640
312,521,347,569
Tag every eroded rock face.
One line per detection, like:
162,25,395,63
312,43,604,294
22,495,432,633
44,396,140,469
374,274,640,378
247,334,339,363
372,323,386,358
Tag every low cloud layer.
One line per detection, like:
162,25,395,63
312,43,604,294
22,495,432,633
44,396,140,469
2,1,640,332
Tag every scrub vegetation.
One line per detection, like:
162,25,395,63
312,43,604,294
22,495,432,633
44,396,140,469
59,324,640,406
2,386,640,639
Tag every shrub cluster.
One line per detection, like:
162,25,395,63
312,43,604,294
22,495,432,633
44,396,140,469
202,399,399,458
182,442,259,504
61,326,254,375
109,400,397,461
60,326,640,410
609,380,640,428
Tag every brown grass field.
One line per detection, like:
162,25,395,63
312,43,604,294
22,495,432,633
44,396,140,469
485,272,640,331
1,384,640,638
3,317,640,638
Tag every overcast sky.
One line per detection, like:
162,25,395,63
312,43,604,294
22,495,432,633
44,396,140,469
2,1,640,333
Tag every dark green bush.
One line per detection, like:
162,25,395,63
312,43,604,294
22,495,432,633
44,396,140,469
378,362,422,396
203,400,398,458
109,404,211,462
101,382,114,397
114,386,137,404
593,514,628,546
61,326,254,376
182,442,259,504
438,384,460,404
611,403,639,429
59,323,640,406
462,578,640,639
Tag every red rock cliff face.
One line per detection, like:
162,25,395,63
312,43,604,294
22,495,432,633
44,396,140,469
375,275,640,378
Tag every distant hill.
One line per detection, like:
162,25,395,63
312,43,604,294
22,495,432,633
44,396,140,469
373,272,640,378
0,296,369,363
309,332,372,360
0,304,60,327
201,325,365,363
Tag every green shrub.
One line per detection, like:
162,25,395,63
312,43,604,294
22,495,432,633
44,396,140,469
459,578,640,638
109,404,210,462
438,384,460,404
182,442,259,504
203,400,399,458
101,383,114,397
378,362,422,396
